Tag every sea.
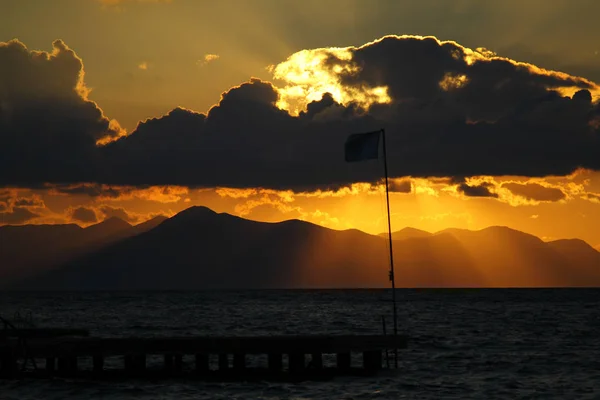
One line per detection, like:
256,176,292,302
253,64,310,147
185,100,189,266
1,289,599,399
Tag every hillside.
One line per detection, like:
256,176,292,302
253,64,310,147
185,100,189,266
9,207,600,290
380,227,433,241
0,215,167,285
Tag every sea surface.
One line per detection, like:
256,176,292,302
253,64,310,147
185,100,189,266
1,289,599,399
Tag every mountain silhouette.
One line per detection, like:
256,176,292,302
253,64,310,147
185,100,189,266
380,227,432,240
7,206,600,290
132,215,168,234
0,216,164,285
14,207,389,290
79,217,132,244
398,226,574,287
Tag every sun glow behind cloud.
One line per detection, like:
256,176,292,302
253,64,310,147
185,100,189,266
270,47,391,114
269,35,600,117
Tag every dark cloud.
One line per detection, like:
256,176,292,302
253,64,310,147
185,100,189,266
0,207,39,224
70,206,98,223
67,204,155,225
49,183,123,198
0,39,122,186
341,36,595,121
47,183,187,203
457,182,498,198
1,37,600,192
502,182,566,202
388,179,412,193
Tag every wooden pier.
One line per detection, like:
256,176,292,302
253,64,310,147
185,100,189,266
0,333,407,381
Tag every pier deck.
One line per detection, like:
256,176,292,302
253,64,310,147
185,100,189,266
0,334,408,380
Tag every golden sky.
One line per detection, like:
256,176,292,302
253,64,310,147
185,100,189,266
2,0,600,248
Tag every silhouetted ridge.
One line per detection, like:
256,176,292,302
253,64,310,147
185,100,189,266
86,216,131,230
2,216,158,286
5,208,600,290
172,205,219,219
548,238,596,250
14,206,390,290
152,206,247,235
382,227,432,240
135,215,168,227
133,215,168,234
437,226,544,244
82,217,132,242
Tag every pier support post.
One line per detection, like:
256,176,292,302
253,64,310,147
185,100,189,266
195,354,209,374
268,353,282,373
309,353,323,369
337,352,351,371
289,353,304,373
0,355,17,376
46,357,56,373
93,356,104,374
164,354,174,372
57,357,68,374
363,351,382,371
233,354,245,371
124,355,134,372
69,357,78,372
126,354,146,373
57,357,77,375
174,355,183,373
218,354,229,370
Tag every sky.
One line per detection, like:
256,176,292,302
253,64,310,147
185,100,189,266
2,0,600,247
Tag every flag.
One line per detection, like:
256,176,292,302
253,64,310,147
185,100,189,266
344,130,381,162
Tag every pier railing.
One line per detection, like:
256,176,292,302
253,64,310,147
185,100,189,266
1,334,408,380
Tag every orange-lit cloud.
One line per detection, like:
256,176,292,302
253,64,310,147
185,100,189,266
0,208,40,225
215,188,258,199
198,54,220,66
68,206,99,224
0,191,46,225
47,184,189,203
5,173,600,250
66,204,168,226
271,47,391,114
442,176,583,206
582,193,600,203
501,182,566,202
138,62,148,70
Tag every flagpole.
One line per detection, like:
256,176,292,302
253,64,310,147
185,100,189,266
380,128,398,369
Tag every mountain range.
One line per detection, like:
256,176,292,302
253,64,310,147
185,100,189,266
0,215,167,286
1,206,599,289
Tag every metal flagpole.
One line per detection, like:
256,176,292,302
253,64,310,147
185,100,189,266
380,128,398,368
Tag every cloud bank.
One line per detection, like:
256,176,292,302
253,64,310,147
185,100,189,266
1,36,600,191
